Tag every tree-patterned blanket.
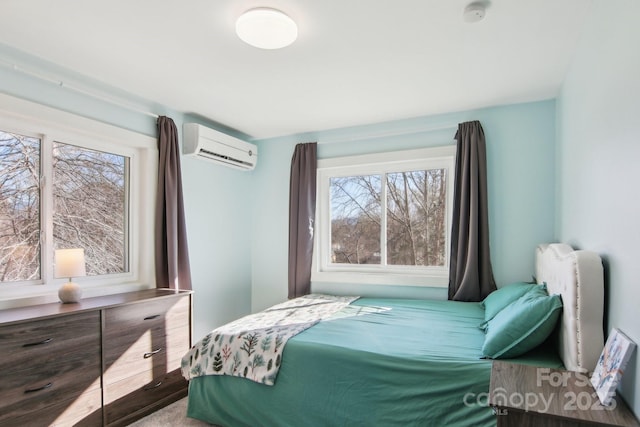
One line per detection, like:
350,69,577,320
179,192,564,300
181,294,359,385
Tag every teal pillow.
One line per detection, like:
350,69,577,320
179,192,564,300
481,286,563,359
480,282,537,327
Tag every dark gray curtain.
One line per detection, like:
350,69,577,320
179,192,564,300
155,116,192,290
448,120,496,301
288,142,317,299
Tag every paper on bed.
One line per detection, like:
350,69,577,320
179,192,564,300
181,294,359,385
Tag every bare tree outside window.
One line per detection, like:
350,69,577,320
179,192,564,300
53,142,129,276
387,169,447,266
329,169,447,267
0,129,130,285
0,131,41,282
330,175,381,264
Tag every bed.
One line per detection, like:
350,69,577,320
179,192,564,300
183,244,604,426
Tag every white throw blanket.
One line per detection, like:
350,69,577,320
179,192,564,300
181,294,359,385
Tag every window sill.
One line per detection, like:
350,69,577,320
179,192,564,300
311,270,448,287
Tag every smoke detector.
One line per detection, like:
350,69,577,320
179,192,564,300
463,2,486,23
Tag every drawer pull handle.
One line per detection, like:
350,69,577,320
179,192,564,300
143,348,162,358
144,314,160,320
25,382,52,393
23,337,53,347
143,381,163,391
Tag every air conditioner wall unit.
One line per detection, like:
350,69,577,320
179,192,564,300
183,123,257,171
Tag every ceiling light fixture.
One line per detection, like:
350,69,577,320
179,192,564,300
236,7,298,49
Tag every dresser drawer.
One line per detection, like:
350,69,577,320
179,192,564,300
103,295,190,384
103,324,190,385
0,352,101,424
104,364,185,406
104,368,187,425
1,387,102,427
0,311,100,370
104,295,190,339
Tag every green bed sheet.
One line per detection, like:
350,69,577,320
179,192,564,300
187,297,562,427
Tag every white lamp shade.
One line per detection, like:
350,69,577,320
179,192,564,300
55,248,87,278
236,8,298,49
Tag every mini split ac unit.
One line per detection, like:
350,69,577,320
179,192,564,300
183,123,257,171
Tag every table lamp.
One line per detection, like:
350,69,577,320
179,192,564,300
55,248,86,303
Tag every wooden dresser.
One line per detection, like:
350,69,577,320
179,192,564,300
0,289,192,427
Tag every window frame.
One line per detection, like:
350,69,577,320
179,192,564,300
313,145,456,287
0,94,156,304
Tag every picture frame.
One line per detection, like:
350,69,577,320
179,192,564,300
590,328,636,406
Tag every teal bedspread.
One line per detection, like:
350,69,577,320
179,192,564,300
187,298,562,427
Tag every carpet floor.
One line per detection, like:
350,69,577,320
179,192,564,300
129,397,212,426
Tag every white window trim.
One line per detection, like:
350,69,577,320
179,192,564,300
0,94,157,308
312,145,456,288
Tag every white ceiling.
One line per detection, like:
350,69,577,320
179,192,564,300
0,0,592,140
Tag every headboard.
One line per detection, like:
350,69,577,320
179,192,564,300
536,243,604,372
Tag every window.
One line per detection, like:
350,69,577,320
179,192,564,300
0,131,41,282
53,142,129,275
1,130,131,284
314,146,455,287
0,95,156,298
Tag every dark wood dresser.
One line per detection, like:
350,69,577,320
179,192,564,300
0,289,192,427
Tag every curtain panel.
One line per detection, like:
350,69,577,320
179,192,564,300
448,120,496,301
288,142,317,299
155,116,192,290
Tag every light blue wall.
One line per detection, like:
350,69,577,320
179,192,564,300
556,0,640,416
251,100,557,312
181,157,253,340
0,45,253,340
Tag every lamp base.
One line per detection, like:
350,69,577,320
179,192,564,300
58,281,82,303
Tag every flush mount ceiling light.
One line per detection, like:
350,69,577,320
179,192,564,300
236,7,298,49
